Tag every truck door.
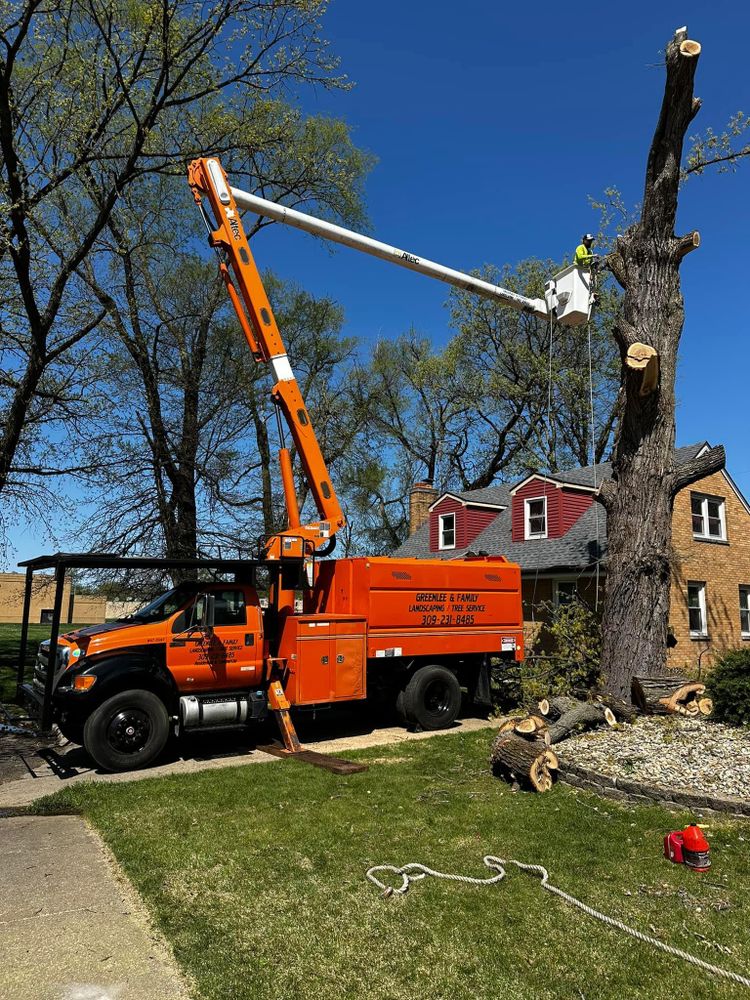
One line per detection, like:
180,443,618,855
168,589,263,692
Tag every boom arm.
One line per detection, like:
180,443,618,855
188,157,345,560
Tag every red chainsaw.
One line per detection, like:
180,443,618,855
664,824,711,872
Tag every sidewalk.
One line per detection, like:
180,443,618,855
0,815,192,1000
0,716,498,809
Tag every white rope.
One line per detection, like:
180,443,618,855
586,318,601,610
366,854,750,990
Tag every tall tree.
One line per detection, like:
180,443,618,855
597,27,745,700
78,215,358,563
0,0,358,515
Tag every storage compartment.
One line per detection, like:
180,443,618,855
278,615,366,705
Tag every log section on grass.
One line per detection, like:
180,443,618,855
490,732,558,792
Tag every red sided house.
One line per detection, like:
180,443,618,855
394,443,750,671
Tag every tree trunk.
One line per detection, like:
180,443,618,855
598,27,725,701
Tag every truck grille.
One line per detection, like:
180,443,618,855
32,642,69,695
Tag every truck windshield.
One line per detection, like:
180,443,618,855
129,585,196,623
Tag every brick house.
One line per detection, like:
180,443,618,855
394,443,750,671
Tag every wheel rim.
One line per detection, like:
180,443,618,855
423,678,453,718
107,708,151,755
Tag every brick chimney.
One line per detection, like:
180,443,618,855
409,480,438,535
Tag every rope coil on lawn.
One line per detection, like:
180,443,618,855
365,855,750,990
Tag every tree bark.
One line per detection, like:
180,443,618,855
598,28,726,701
547,703,615,744
490,733,558,792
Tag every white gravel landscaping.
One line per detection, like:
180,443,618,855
561,715,750,800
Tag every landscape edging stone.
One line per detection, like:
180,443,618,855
557,758,750,817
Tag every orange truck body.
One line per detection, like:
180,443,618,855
41,554,523,768
281,555,524,704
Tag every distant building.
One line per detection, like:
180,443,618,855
0,573,107,624
394,443,750,672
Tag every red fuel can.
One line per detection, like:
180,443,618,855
682,824,711,872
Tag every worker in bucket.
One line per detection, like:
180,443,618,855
574,233,597,269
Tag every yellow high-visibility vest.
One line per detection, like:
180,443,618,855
575,243,594,267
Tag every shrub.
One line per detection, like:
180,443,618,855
518,598,602,704
706,649,750,727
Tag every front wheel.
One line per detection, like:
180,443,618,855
398,664,462,731
83,689,169,772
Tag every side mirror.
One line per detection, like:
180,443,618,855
203,593,215,632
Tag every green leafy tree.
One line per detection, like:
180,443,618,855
0,0,366,533
344,258,620,552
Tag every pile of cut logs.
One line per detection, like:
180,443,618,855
490,675,712,793
490,696,621,792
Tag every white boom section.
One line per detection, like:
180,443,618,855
230,187,549,320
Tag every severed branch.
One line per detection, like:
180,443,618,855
670,444,725,496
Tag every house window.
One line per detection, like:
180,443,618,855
553,580,577,607
524,497,547,539
438,512,456,550
740,586,750,637
690,493,726,541
687,581,708,637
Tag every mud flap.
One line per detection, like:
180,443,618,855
473,656,492,708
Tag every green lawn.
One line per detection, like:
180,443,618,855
33,728,750,1000
0,622,91,702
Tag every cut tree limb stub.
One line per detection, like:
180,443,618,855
625,342,660,396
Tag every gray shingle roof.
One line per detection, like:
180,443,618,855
392,442,709,571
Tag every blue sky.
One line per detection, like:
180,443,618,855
9,1,749,565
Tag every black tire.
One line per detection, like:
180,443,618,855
83,689,169,772
398,664,462,731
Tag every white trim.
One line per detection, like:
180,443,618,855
428,492,506,512
690,492,727,542
687,580,708,638
510,473,597,496
740,585,750,638
438,511,456,550
270,354,294,382
524,496,547,540
719,468,750,516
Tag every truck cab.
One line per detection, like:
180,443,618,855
38,581,268,771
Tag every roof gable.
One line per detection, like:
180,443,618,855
509,473,598,496
428,491,507,512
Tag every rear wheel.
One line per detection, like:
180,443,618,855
398,664,462,731
83,689,169,772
